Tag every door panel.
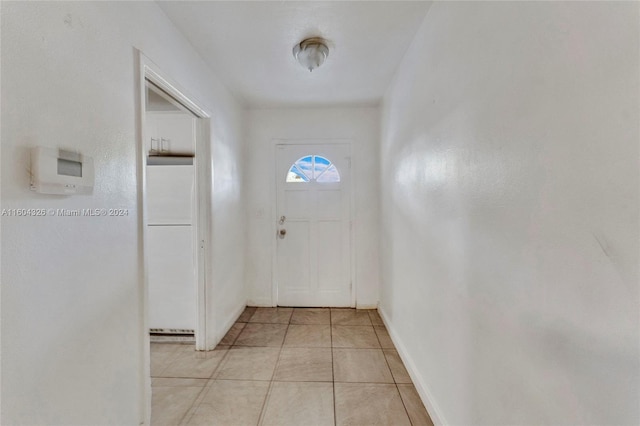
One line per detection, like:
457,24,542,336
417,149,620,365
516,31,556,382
276,144,352,307
317,220,343,291
284,189,312,218
316,190,342,218
278,220,311,292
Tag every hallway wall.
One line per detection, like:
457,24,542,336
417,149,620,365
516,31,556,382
1,2,245,424
245,107,380,308
379,2,639,425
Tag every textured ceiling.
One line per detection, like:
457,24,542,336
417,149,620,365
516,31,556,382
157,1,432,107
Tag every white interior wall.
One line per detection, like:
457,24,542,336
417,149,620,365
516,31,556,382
379,2,639,425
1,2,245,424
245,108,380,308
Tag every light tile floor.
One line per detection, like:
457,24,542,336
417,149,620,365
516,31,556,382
151,307,434,426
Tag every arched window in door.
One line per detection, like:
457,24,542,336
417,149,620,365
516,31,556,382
286,155,341,183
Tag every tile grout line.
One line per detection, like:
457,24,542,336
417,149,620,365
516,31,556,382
396,384,417,426
231,321,247,345
372,314,394,382
175,382,210,426
174,360,221,424
177,329,238,426
177,308,253,425
255,308,292,426
154,308,415,426
331,308,338,426
371,310,415,426
154,343,183,378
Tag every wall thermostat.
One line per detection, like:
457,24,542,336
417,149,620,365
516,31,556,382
30,147,94,195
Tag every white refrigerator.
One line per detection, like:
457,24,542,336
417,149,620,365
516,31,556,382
146,161,196,332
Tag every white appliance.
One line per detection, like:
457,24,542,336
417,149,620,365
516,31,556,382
146,161,196,332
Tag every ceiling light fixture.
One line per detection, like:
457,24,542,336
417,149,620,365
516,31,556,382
293,37,329,72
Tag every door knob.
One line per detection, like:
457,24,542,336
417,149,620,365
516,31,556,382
279,229,287,238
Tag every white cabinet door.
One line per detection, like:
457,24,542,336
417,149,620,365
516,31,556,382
157,114,194,155
146,112,195,156
148,226,196,330
146,165,194,225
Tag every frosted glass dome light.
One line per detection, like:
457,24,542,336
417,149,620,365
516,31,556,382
293,38,329,72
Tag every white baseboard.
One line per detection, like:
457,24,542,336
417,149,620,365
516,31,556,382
378,306,447,426
247,298,274,307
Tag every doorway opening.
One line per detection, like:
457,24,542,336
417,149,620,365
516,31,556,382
139,58,211,349
137,53,212,424
145,81,199,344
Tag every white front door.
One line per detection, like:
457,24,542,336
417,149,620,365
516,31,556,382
275,143,352,307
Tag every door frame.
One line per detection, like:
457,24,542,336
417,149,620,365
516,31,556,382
136,52,212,424
270,139,356,308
